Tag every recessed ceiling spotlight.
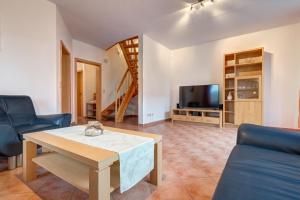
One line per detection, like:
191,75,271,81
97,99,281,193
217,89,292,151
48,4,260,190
190,0,215,11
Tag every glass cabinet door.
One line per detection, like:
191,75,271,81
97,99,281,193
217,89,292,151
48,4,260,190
236,76,261,100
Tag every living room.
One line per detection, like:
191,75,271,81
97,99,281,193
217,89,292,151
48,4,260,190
1,0,300,200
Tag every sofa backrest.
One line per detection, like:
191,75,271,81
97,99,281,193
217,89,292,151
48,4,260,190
0,96,37,127
0,100,11,125
237,124,300,155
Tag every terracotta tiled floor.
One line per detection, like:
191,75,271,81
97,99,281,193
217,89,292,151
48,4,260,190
0,119,237,200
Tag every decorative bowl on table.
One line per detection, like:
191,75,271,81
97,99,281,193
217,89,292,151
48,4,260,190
85,121,104,137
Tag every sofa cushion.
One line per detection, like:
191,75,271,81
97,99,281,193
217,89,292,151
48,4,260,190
0,96,37,126
213,145,300,200
16,124,59,140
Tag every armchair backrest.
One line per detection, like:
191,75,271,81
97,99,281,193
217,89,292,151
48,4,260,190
0,96,37,127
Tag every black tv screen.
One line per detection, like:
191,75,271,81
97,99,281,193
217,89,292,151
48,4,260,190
179,85,219,109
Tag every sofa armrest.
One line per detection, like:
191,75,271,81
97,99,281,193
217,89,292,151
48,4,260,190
237,124,300,155
36,113,72,128
0,124,22,157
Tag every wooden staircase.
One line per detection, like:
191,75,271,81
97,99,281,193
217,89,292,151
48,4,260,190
102,36,139,122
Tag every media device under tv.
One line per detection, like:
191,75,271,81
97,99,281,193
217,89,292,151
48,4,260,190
179,84,219,109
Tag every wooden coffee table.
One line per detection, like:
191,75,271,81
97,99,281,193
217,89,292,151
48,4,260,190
23,126,162,200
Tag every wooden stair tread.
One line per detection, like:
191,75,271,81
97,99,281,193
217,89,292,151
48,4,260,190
127,52,138,55
124,44,138,48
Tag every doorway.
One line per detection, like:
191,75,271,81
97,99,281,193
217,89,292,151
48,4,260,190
75,58,102,124
61,42,71,113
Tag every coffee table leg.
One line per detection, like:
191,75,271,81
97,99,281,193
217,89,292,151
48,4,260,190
89,167,111,200
23,140,37,181
150,141,162,186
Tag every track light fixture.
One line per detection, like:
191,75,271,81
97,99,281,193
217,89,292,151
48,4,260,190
190,0,215,11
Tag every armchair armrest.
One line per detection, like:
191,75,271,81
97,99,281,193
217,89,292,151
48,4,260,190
36,113,72,128
0,124,22,157
237,124,300,155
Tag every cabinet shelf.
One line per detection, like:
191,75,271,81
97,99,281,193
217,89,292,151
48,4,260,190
86,102,96,119
237,88,258,91
236,62,262,67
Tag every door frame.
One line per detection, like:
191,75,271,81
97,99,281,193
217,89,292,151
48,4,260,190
76,71,83,118
74,58,102,123
60,41,71,113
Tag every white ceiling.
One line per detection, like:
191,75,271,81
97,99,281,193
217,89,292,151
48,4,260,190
50,0,300,49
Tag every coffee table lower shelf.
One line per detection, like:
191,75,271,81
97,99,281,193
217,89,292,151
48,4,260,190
32,152,120,193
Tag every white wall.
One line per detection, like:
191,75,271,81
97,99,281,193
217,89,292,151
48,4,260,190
171,23,300,128
0,0,57,114
72,40,106,64
104,44,127,109
141,35,172,124
56,9,73,113
0,0,139,120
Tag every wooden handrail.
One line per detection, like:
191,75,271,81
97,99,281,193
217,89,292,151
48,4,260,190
115,69,133,122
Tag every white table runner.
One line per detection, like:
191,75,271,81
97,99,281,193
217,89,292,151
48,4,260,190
45,125,154,193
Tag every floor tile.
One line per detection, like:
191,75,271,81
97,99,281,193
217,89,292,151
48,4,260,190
0,118,237,200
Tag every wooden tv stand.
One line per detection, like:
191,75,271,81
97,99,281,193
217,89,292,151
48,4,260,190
171,108,223,128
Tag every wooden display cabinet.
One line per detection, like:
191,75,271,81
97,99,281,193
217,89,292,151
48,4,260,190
223,48,264,126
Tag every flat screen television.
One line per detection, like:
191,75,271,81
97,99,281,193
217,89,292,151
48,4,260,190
179,84,219,109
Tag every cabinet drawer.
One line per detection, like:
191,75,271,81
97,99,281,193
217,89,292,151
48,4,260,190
203,117,219,124
187,116,203,122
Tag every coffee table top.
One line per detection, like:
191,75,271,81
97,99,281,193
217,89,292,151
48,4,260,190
24,126,162,169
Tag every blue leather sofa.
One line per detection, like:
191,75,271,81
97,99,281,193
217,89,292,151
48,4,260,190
0,95,71,168
213,124,300,200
